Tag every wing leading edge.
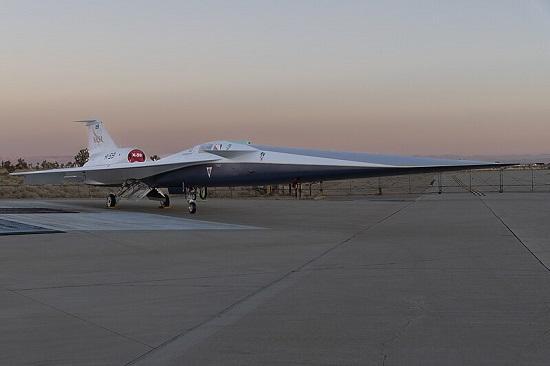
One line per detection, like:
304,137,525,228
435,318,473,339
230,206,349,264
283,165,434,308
11,154,222,185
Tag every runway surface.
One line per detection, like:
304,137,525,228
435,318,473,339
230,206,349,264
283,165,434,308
1,192,550,365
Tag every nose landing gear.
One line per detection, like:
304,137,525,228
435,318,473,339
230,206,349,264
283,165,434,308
184,187,199,214
188,200,197,214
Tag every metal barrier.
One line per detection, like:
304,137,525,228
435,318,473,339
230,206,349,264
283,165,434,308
206,166,550,198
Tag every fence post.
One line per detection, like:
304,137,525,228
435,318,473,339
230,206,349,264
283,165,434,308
469,170,472,193
499,169,504,193
531,165,535,192
438,172,442,194
378,177,382,195
408,175,411,194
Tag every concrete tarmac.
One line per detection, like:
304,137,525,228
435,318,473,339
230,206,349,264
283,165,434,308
1,193,550,365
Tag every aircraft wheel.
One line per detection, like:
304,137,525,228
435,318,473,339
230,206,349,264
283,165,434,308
106,194,117,208
160,195,170,208
188,201,197,214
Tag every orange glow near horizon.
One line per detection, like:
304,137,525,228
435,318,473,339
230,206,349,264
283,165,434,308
1,1,549,159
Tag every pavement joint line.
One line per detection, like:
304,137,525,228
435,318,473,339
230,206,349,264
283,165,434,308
380,305,426,365
12,271,281,291
2,286,154,350
480,197,550,273
124,199,418,366
304,264,545,274
305,251,544,272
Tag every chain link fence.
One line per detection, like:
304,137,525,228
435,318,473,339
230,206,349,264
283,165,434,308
206,166,550,199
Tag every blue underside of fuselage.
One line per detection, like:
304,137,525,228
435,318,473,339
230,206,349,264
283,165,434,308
148,161,496,189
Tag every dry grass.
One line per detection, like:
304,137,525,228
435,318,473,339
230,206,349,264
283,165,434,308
0,169,110,199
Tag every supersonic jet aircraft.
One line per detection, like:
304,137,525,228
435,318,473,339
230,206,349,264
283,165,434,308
13,120,509,214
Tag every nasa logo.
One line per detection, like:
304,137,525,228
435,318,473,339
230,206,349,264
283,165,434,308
128,149,146,163
92,125,103,144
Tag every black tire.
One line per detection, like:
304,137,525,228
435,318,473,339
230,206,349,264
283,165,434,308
106,194,117,208
188,201,197,214
160,195,170,208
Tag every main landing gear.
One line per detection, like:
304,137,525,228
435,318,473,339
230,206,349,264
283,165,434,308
106,193,117,208
105,181,207,214
105,180,171,209
159,194,170,209
105,191,171,209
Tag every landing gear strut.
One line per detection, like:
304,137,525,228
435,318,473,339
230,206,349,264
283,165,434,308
105,180,172,209
199,186,208,200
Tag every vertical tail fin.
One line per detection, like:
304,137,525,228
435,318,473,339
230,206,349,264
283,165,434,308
74,119,118,155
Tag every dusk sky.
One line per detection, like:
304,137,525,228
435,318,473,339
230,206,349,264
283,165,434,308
1,0,549,159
